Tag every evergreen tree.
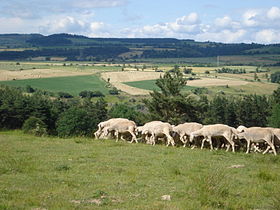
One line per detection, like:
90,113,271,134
272,86,280,104
145,68,199,124
204,95,227,124
269,104,280,128
236,95,269,127
108,103,144,125
56,107,93,137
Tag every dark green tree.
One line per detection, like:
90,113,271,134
204,95,227,124
108,103,145,125
272,86,280,104
236,95,269,127
56,107,93,137
145,68,199,124
22,116,47,136
269,104,280,128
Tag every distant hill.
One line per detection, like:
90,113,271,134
0,33,279,62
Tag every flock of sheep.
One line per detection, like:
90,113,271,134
94,118,280,155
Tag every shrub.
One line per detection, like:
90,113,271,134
26,85,35,93
79,90,104,98
56,107,93,137
22,116,47,136
58,92,73,98
109,87,119,95
271,72,280,83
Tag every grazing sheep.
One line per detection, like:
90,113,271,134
94,118,121,139
267,127,280,143
237,125,276,155
104,119,137,143
94,118,137,143
172,122,203,147
190,124,236,152
140,121,175,146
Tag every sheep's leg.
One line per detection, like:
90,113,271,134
208,137,213,151
115,131,120,142
263,141,277,155
246,140,251,154
151,134,156,146
201,137,207,149
121,135,126,141
168,135,175,147
182,135,189,147
225,144,230,152
180,135,186,147
227,138,235,152
262,145,271,154
271,144,277,156
129,131,138,143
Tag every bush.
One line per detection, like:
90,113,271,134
22,116,47,136
56,107,93,137
79,90,104,98
109,87,119,95
26,85,35,93
271,72,280,83
58,92,73,98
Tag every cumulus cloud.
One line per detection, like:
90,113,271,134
196,29,247,43
41,16,86,34
267,6,280,20
1,2,280,44
176,13,200,25
242,9,260,27
123,7,280,43
255,29,280,43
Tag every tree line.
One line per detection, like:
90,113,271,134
0,71,279,137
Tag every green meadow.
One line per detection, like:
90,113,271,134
1,130,280,209
0,75,109,96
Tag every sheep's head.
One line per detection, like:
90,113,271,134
237,125,247,133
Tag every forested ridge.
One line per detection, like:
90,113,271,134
0,33,280,61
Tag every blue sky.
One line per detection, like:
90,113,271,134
0,0,280,43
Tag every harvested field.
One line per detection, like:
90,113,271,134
101,71,164,95
188,78,248,87
0,69,93,81
101,71,249,95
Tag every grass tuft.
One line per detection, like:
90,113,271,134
55,164,71,171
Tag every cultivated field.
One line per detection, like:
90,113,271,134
0,61,279,96
1,131,280,209
101,70,278,95
0,75,109,96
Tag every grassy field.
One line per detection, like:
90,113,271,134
1,130,280,209
0,75,109,96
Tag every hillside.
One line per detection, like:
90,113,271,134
0,33,280,64
1,130,280,209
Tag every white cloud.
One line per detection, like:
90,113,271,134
176,13,200,25
196,29,247,43
1,4,280,44
267,6,280,20
41,16,86,34
242,9,260,27
255,29,280,44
